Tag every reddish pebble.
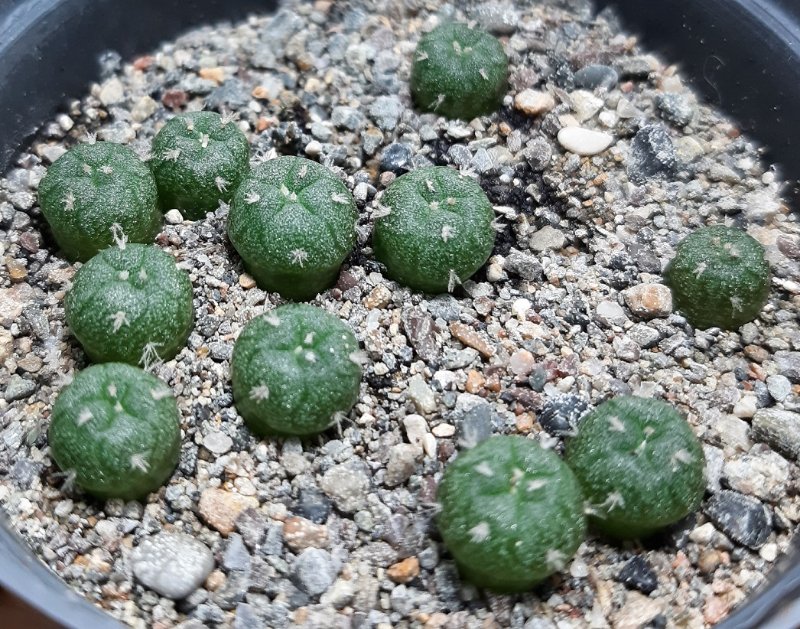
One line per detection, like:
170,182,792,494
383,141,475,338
161,90,188,110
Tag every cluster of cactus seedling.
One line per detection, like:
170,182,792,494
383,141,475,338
231,304,362,436
438,396,706,591
48,363,181,500
32,16,752,596
65,242,194,366
227,156,358,300
664,225,771,330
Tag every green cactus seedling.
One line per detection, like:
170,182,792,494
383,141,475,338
231,304,362,437
48,363,181,500
436,435,587,592
65,243,193,366
564,396,705,540
411,22,508,120
372,166,495,294
227,156,357,301
150,111,250,220
664,225,770,330
37,141,160,262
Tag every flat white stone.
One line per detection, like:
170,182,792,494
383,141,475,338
131,532,214,599
557,127,614,156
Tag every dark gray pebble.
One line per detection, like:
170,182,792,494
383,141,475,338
616,555,658,594
295,487,332,524
627,124,677,184
574,64,619,91
538,393,590,437
380,143,413,174
704,490,772,549
456,403,494,449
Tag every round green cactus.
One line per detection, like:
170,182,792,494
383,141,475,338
564,396,705,540
48,363,181,500
411,22,508,120
65,243,193,366
437,435,587,592
372,166,495,294
664,225,771,330
231,304,362,437
150,111,250,220
37,141,160,262
227,156,357,301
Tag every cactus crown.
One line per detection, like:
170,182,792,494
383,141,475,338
664,225,771,330
65,243,194,367
411,22,509,120
436,435,586,592
231,303,362,437
150,111,250,219
565,396,706,539
48,363,181,501
37,141,160,261
373,166,496,294
227,156,357,301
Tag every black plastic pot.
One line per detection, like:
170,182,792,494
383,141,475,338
0,1,798,627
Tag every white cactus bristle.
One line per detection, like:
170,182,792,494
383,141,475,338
475,461,494,477
150,387,172,401
290,248,308,267
249,384,270,401
264,313,281,327
76,408,93,426
130,453,150,473
110,310,130,333
469,521,490,543
607,415,625,432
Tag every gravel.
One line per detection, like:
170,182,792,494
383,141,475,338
1,0,800,627
130,532,214,599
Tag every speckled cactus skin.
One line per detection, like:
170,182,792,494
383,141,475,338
231,304,362,437
664,225,770,330
65,244,193,366
48,363,181,500
411,22,508,120
437,435,586,592
37,141,160,262
227,156,358,301
372,166,495,294
565,396,705,539
150,111,250,220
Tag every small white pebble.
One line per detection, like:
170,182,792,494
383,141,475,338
165,209,183,224
557,127,615,156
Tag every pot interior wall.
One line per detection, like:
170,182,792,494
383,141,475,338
0,1,798,628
